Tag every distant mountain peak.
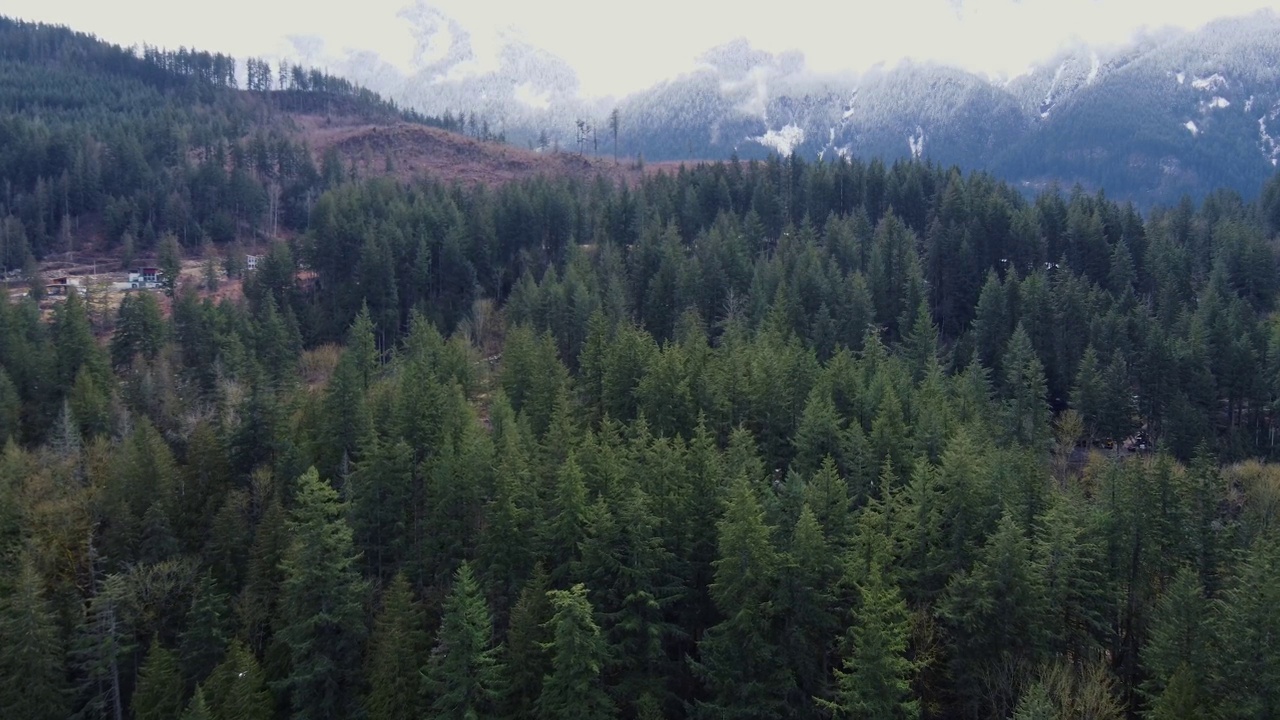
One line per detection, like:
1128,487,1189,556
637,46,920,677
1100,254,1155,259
306,9,1280,205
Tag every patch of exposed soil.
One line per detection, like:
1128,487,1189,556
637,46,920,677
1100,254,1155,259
294,114,693,187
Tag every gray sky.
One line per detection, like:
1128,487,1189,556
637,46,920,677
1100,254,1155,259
8,0,1280,97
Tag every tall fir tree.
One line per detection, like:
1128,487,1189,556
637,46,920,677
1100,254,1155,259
0,553,67,720
538,583,616,720
425,563,504,720
1141,566,1213,716
502,564,555,720
348,437,413,580
203,640,273,720
132,641,185,720
275,467,369,720
821,561,918,719
364,573,427,720
693,477,794,719
178,572,232,690
1002,323,1052,452
938,513,1047,718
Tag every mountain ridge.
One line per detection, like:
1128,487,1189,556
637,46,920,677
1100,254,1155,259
312,9,1280,206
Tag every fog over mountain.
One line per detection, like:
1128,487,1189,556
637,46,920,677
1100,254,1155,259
14,0,1280,203
236,4,1279,204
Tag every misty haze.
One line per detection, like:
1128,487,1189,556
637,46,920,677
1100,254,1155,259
0,2,1278,720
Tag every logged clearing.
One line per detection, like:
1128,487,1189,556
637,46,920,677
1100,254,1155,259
26,108,706,326
291,113,691,187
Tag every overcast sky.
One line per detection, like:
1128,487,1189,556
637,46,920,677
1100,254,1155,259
8,0,1280,97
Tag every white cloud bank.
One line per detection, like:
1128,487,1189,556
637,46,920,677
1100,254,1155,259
7,0,1280,97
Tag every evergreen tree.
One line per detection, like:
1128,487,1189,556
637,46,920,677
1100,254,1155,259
0,553,67,720
1071,345,1106,443
1148,664,1202,720
477,428,537,613
542,452,591,586
502,565,554,720
1035,496,1109,662
178,572,232,689
579,483,681,714
69,365,109,438
693,477,794,719
348,302,380,388
1099,353,1135,443
275,467,369,720
319,350,373,480
870,383,912,486
183,688,214,720
364,573,427,720
132,641,185,720
1012,682,1054,720
792,387,846,479
1002,323,1052,452
110,291,166,368
348,437,413,580
425,563,504,720
804,456,853,548
203,640,273,720
0,368,20,443
158,233,182,297
821,561,917,719
971,270,1009,375
892,461,949,605
52,287,110,393
901,296,940,384
777,505,838,718
538,583,615,720
240,489,289,655
1141,566,1213,711
73,579,134,720
1216,537,1280,719
938,513,1047,718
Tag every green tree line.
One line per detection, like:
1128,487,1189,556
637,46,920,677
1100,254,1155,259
2,149,1280,719
0,15,471,271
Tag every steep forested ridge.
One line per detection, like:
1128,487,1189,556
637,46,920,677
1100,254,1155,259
0,15,458,272
4,15,1280,720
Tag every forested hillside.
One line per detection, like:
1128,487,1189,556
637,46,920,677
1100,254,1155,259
4,14,1280,720
0,15,458,272
4,139,1280,719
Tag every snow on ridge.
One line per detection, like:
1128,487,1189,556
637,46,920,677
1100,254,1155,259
1191,73,1227,92
752,123,805,156
1260,115,1280,166
908,126,925,159
1185,120,1199,136
1208,96,1230,109
1040,61,1068,118
841,89,859,120
1246,95,1255,113
1176,72,1186,85
1048,61,1068,94
1086,51,1101,85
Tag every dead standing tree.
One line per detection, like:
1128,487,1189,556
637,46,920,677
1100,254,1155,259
609,108,620,164
575,119,595,157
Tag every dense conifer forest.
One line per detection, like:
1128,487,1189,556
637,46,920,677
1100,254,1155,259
3,15,1280,720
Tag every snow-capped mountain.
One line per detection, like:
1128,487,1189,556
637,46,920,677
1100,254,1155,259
307,9,1280,205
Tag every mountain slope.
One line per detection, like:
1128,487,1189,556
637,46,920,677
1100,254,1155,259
327,9,1280,206
622,11,1280,205
0,16,652,270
